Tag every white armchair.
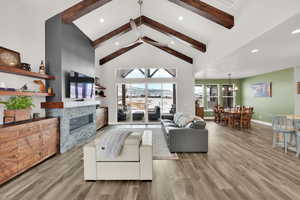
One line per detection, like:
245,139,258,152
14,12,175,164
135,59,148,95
83,130,152,181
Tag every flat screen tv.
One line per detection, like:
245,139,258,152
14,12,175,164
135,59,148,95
68,71,94,99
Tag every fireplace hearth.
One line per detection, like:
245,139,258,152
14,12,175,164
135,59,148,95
70,114,93,133
46,105,96,153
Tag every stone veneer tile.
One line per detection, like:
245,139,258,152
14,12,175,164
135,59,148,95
46,105,96,153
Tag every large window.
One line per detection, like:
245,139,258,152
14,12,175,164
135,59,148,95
117,83,146,122
117,67,176,123
148,68,176,78
194,84,236,111
117,83,176,123
194,85,204,107
118,69,146,79
118,68,176,79
148,83,176,114
222,84,234,108
206,85,218,110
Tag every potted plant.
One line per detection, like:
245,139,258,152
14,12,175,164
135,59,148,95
0,96,35,123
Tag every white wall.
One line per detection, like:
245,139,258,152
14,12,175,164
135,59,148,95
95,44,194,124
295,66,300,114
195,0,300,78
0,0,79,124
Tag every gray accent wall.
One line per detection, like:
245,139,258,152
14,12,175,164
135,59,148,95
45,14,96,153
45,14,95,102
45,15,63,102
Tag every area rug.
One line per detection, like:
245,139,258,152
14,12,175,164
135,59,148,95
106,126,178,160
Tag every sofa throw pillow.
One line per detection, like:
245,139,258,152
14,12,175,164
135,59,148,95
176,115,194,128
190,120,206,129
174,112,184,124
185,122,193,128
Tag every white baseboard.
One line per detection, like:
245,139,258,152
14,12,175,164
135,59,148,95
251,119,272,127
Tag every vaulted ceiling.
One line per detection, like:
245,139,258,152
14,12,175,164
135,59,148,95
60,0,300,78
14,0,300,78
68,0,242,65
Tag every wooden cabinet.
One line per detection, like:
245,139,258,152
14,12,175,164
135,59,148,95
195,105,204,119
96,107,108,130
0,118,59,185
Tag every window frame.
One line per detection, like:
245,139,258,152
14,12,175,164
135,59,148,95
194,84,204,107
205,84,219,111
222,84,235,109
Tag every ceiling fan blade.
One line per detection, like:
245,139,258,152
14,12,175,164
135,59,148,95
130,19,141,38
121,39,141,48
141,38,168,47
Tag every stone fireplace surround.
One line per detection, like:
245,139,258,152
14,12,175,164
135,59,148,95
46,102,98,153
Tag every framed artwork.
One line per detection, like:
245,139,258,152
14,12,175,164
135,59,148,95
251,82,272,97
0,47,21,67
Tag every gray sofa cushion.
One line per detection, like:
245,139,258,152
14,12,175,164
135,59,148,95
164,122,177,127
161,119,172,123
165,127,177,135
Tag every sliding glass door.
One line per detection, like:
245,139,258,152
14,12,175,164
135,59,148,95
117,83,176,123
117,83,146,123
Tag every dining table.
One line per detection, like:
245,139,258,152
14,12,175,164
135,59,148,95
286,114,300,120
223,109,253,128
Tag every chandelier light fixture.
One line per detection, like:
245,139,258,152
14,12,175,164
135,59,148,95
223,73,238,91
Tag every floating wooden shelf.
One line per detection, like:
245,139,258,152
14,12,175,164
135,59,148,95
0,66,55,80
41,101,100,109
0,90,54,97
41,102,64,109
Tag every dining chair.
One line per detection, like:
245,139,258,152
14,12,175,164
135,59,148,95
229,113,241,128
241,112,252,129
272,116,296,153
213,106,220,123
294,119,300,157
220,110,229,126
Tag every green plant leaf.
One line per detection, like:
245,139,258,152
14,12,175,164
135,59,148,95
2,96,35,110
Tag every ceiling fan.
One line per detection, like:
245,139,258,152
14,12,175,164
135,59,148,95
121,0,168,48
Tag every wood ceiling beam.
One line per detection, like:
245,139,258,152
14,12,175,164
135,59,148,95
168,0,234,29
99,42,142,65
142,37,193,64
62,0,112,24
93,17,142,47
141,16,206,52
93,16,206,52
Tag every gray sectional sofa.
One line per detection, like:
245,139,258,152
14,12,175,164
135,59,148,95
161,113,208,153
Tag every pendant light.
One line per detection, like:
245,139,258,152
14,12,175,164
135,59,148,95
222,73,238,91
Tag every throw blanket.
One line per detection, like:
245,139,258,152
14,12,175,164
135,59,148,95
97,130,132,158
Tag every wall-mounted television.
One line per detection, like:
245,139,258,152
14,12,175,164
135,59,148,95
67,71,94,99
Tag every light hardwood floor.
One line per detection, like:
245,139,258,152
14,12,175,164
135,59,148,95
1,122,300,200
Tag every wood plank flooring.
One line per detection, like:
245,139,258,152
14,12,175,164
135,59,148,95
1,122,300,200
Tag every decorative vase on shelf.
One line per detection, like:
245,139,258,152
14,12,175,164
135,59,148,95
39,60,45,74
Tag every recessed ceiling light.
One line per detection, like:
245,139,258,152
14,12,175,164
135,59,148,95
170,41,175,45
292,29,300,35
251,49,259,53
99,18,104,23
178,16,183,21
115,42,119,46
